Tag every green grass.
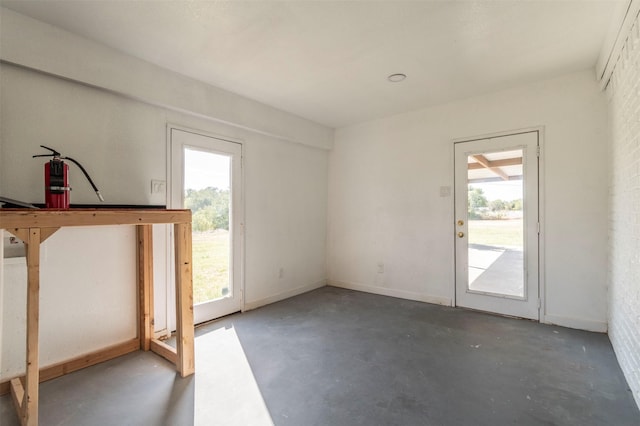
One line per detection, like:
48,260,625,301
191,221,520,301
468,219,523,247
191,230,230,304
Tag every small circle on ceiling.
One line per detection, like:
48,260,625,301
387,73,407,83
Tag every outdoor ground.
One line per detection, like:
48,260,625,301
192,230,230,304
468,219,524,297
469,218,522,247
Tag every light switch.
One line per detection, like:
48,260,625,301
440,186,451,197
151,180,166,194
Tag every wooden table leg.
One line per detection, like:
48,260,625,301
137,224,154,351
23,228,41,426
174,223,195,377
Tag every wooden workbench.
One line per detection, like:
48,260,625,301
0,209,195,426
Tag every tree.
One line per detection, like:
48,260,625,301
468,186,488,219
489,199,507,212
185,187,230,231
468,186,488,208
509,198,523,211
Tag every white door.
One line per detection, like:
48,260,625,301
454,131,539,320
170,127,243,324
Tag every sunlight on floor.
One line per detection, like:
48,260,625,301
195,326,274,426
468,245,504,284
468,244,524,297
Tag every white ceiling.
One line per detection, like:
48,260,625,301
0,1,622,128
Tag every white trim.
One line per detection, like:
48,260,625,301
537,127,547,325
243,280,327,311
165,221,174,336
597,0,640,90
163,126,173,337
452,126,545,144
451,126,545,321
450,142,457,307
167,123,244,146
239,138,247,314
164,124,246,327
328,280,452,307
543,314,607,333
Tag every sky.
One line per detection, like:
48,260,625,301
474,180,522,201
184,148,230,191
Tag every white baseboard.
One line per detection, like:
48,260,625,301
543,314,607,333
327,280,452,307
243,279,327,311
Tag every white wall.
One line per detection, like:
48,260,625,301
0,8,333,151
328,69,609,332
0,9,329,380
1,228,137,377
606,12,640,408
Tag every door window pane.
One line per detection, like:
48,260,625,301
183,148,232,304
466,149,524,298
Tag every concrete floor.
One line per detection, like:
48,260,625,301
1,286,639,425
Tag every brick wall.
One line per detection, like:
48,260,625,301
607,12,640,409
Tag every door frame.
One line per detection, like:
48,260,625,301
451,126,545,321
165,124,246,329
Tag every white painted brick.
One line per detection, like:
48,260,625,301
608,14,640,410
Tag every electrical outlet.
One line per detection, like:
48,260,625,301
151,180,166,194
440,186,451,197
377,262,384,274
279,267,284,279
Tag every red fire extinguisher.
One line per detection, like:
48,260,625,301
33,145,104,209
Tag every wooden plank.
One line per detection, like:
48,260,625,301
468,157,522,170
468,176,523,184
471,154,510,181
40,227,60,243
39,339,140,383
0,209,191,229
24,228,41,426
137,225,154,351
174,222,195,377
150,338,178,364
4,226,60,245
5,228,29,242
0,208,196,420
0,339,140,396
9,378,24,419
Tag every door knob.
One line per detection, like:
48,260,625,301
457,232,464,238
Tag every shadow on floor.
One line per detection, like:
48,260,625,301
1,350,195,425
2,287,639,425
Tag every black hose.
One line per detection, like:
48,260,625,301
32,145,104,202
63,156,105,202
